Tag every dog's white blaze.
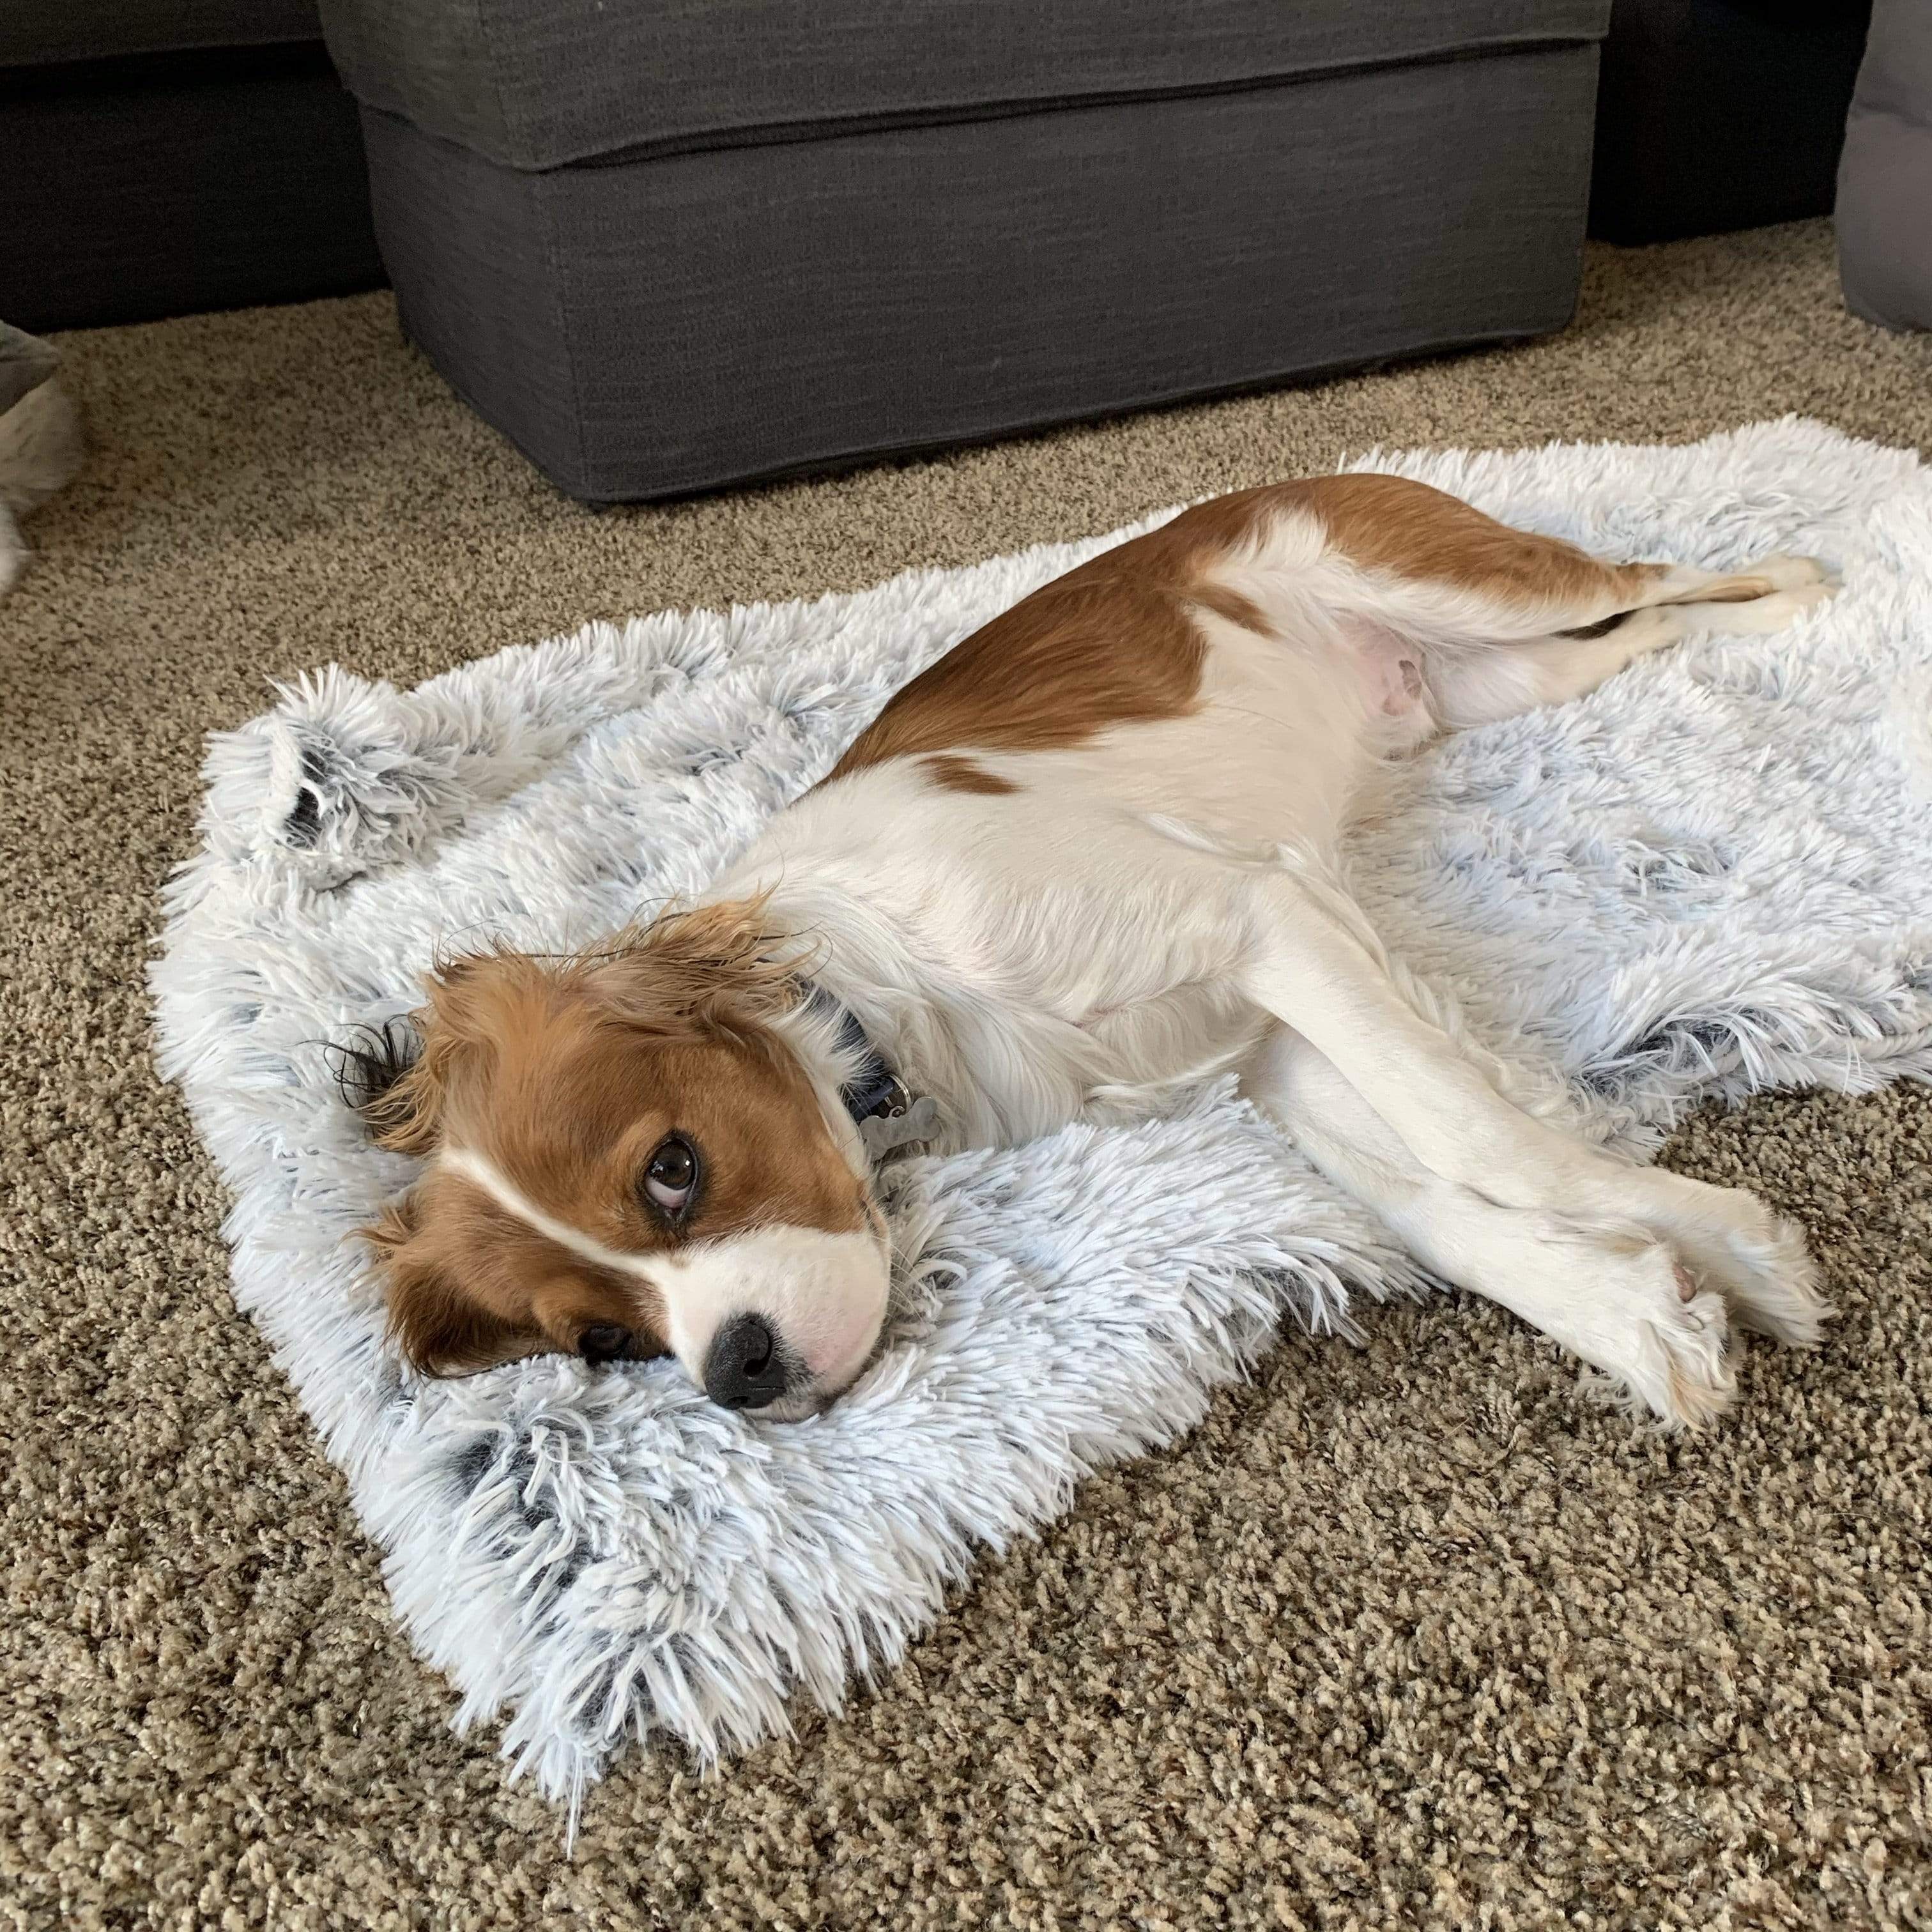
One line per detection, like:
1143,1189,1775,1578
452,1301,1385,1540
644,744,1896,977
440,1145,889,1392
441,1146,657,1281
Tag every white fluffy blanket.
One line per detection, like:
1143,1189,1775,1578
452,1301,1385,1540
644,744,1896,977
152,420,1932,1818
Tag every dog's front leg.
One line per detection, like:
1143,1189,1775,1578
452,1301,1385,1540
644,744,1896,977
1233,867,1827,1422
1243,1025,1744,1425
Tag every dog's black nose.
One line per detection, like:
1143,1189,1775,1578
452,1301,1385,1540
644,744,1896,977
703,1313,790,1411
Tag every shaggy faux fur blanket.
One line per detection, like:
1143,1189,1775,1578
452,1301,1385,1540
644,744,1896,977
152,420,1932,1820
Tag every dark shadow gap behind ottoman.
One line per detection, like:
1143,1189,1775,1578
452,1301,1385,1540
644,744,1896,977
1589,0,1873,245
330,8,1611,501
0,43,384,333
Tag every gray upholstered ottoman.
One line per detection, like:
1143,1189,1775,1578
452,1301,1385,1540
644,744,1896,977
321,2,1613,502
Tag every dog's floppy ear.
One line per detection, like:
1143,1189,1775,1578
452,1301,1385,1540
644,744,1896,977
363,1190,528,1374
330,1011,454,1156
590,896,800,1038
332,958,496,1156
328,1016,424,1136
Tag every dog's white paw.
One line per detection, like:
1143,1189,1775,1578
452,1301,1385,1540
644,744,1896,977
1627,1167,1832,1347
1684,578,1837,636
1751,580,1837,627
1536,1223,1737,1429
1673,1190,1832,1347
1749,553,1834,594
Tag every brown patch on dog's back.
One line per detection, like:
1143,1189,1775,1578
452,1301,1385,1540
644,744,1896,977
922,755,1019,795
827,576,1208,780
822,492,1332,781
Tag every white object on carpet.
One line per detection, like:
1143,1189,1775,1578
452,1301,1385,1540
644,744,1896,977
151,419,1932,1821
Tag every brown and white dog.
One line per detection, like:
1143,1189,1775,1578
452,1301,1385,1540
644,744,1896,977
351,475,1836,1427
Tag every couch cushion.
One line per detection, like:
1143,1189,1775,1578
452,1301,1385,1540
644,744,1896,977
321,0,1611,172
0,0,320,68
1837,0,1931,331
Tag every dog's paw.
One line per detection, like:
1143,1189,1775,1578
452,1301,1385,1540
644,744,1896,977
1539,1225,1737,1429
1751,580,1838,627
1597,1246,1737,1429
1683,578,1837,637
1739,555,1839,627
1643,1177,1832,1349
1749,553,1833,592
1687,1197,1831,1348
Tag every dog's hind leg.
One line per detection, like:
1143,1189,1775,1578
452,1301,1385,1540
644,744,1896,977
1255,474,1836,732
1423,575,1837,729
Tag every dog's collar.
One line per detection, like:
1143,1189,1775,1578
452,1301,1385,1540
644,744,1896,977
804,988,936,1157
832,1006,913,1127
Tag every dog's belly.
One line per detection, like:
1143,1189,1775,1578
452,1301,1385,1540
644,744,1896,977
966,613,1383,854
728,622,1390,1146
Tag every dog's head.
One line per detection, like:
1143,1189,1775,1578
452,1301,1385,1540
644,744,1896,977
346,901,890,1418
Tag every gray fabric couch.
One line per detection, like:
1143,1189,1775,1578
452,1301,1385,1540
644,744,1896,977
321,1,1614,502
0,1,384,333
1837,0,1931,332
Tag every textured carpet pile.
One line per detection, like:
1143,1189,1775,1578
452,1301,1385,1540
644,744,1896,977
7,223,1932,1928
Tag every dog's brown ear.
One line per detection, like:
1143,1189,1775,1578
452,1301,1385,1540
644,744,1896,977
355,1036,450,1156
344,956,502,1154
591,896,800,1038
364,1192,526,1374
329,1016,428,1145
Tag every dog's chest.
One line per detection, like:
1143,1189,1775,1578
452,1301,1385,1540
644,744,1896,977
732,772,1274,1147
928,963,1268,1148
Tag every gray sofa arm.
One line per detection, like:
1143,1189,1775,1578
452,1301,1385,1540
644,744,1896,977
1837,0,1931,332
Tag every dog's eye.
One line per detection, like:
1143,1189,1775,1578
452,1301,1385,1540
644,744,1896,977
641,1136,698,1215
578,1322,632,1364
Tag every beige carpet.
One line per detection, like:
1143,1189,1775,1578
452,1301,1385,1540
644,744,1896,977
5,220,1931,1931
